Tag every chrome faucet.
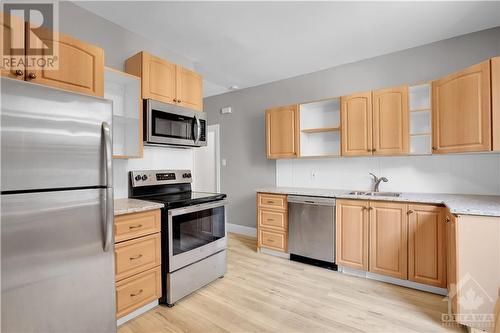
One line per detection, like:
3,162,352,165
369,173,388,192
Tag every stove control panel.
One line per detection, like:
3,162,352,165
130,170,192,187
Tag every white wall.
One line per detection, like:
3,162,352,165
277,153,500,195
113,146,194,198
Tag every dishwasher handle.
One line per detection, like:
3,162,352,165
287,195,335,206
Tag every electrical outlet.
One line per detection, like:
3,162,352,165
311,171,316,181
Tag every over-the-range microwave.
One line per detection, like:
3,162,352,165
144,99,207,148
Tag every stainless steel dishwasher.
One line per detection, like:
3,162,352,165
288,196,336,270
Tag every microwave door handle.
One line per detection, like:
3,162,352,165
193,115,201,143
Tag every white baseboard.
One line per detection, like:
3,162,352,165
117,300,158,326
227,223,257,237
339,266,448,296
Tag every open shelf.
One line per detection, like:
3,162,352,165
299,97,341,157
301,126,340,133
104,67,142,158
409,83,432,155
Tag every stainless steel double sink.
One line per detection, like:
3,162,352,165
348,191,401,197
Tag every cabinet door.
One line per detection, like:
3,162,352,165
26,29,104,97
408,204,446,287
341,92,373,156
492,57,500,151
446,211,458,315
176,66,203,111
141,52,176,104
368,201,407,279
432,60,491,153
372,86,409,155
0,13,25,80
266,105,299,159
336,199,369,271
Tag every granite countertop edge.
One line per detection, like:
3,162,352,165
114,198,164,216
256,187,500,217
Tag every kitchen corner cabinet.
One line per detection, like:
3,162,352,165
408,204,446,288
114,209,162,318
335,200,369,270
368,201,408,280
492,57,500,151
257,193,288,252
1,14,104,97
125,51,203,111
340,92,373,156
266,105,300,159
432,60,491,153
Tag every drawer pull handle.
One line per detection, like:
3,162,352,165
130,289,143,297
266,201,275,204
267,239,274,243
129,254,143,260
129,224,143,230
266,218,275,222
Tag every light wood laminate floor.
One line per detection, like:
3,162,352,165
119,233,465,333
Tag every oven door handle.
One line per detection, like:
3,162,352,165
168,199,228,217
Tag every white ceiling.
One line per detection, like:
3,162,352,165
76,1,500,97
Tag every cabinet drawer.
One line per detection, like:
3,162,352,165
258,229,287,252
116,266,161,319
257,193,287,210
115,209,161,243
115,233,161,281
258,209,287,231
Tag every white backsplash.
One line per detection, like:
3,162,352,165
113,146,194,198
276,153,500,195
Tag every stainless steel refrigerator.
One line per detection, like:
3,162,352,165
1,78,116,333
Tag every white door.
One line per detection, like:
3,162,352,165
193,124,220,192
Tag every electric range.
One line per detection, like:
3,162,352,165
129,170,227,306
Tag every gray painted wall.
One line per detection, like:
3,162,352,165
203,26,500,228
59,2,193,70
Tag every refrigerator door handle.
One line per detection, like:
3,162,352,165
102,122,113,252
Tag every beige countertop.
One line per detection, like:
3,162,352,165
114,198,164,216
256,187,500,217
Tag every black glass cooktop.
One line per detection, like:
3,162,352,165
140,191,226,209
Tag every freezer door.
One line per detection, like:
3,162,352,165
1,189,116,333
1,78,112,191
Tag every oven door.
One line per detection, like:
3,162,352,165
146,99,207,147
167,200,227,272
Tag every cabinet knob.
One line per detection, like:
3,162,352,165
177,99,182,103
27,72,37,80
173,99,177,102
445,217,451,224
407,210,414,215
14,69,23,76
372,149,376,152
130,289,143,297
432,147,437,150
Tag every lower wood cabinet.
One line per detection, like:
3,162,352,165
336,199,446,287
335,199,369,270
256,193,288,252
408,204,446,288
114,209,162,319
369,201,408,280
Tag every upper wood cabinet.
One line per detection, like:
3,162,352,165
266,105,299,159
492,57,500,151
335,199,369,271
341,92,373,156
0,13,25,80
408,204,446,288
176,66,203,111
27,29,104,97
368,201,408,280
1,14,104,97
341,86,409,157
125,51,203,112
432,60,491,153
372,86,409,155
